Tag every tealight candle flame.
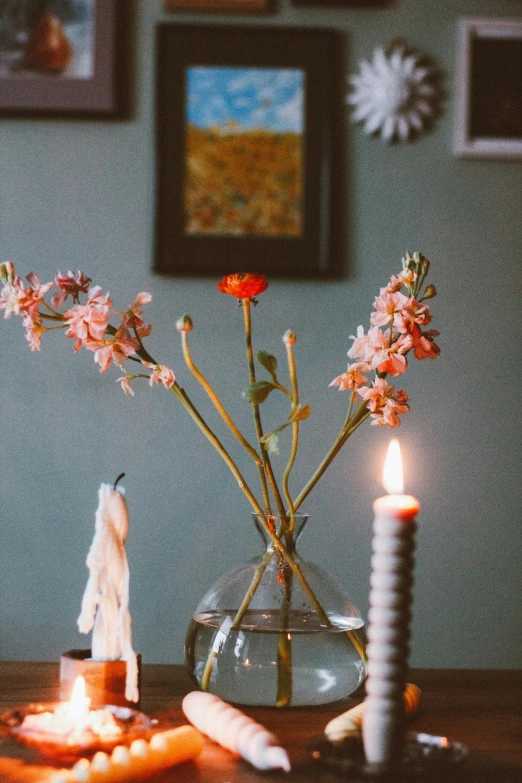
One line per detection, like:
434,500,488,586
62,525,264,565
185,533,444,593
68,675,91,721
383,439,404,494
70,675,86,703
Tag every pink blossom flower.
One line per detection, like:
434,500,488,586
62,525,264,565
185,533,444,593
347,325,371,361
64,286,112,351
86,326,138,373
0,273,52,318
22,312,44,351
382,274,405,294
411,326,440,360
396,297,431,333
400,268,417,287
121,292,152,332
349,327,410,377
0,280,25,318
144,362,176,390
370,331,413,377
370,291,409,328
373,391,410,428
22,273,53,313
358,378,409,427
52,270,92,307
382,269,419,294
330,362,370,390
118,376,135,396
358,377,394,411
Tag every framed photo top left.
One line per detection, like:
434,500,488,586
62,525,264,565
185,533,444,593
0,0,121,116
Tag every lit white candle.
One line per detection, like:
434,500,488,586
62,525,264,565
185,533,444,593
18,676,122,744
362,439,419,769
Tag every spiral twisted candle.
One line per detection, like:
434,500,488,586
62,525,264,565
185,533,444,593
362,496,418,769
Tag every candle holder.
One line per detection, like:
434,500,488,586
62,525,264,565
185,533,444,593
308,731,468,779
1,700,151,762
60,649,142,709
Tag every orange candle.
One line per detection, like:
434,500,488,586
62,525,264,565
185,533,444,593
49,725,204,783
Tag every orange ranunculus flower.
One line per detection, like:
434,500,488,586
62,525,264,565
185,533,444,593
217,273,268,300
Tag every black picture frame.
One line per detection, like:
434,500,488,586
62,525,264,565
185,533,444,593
0,0,121,117
155,24,343,278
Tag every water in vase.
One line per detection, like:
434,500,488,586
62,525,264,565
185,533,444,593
185,609,366,707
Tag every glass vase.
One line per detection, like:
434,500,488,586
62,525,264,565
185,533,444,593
185,514,366,707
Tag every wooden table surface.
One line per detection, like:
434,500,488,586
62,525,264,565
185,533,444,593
0,663,521,782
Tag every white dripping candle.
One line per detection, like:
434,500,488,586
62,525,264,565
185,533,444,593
77,478,139,703
362,439,420,769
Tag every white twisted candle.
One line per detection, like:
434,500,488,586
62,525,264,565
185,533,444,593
182,691,290,772
362,494,418,768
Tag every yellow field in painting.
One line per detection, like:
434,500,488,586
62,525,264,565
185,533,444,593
184,125,303,236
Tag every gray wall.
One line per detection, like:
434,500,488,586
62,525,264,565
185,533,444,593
1,0,521,668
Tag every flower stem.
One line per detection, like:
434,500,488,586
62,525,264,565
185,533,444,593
39,312,65,322
171,384,264,515
283,340,299,533
292,403,370,513
200,550,272,692
242,299,278,516
41,299,63,317
181,330,262,466
277,578,292,707
242,300,294,705
257,518,330,626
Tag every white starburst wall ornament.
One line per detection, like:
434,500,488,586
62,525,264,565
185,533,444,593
348,44,438,143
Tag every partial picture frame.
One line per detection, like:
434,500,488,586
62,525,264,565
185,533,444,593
155,25,343,278
163,0,273,12
0,0,121,117
454,18,522,159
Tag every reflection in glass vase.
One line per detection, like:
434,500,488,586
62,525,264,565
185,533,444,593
185,514,366,707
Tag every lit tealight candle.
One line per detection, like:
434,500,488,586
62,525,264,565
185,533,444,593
19,676,122,744
362,439,420,770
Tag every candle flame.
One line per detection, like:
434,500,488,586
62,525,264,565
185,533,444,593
70,675,86,703
68,675,90,721
383,439,404,494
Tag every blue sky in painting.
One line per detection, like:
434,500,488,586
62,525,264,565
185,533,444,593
185,67,305,133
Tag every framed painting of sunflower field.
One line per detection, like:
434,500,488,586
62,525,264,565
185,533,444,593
155,25,343,278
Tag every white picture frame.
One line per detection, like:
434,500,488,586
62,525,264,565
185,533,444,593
454,18,522,159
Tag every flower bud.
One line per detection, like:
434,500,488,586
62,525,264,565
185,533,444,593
176,314,193,332
423,284,437,300
0,262,15,284
283,329,296,346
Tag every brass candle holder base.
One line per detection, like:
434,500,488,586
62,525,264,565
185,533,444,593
60,649,142,709
308,732,468,780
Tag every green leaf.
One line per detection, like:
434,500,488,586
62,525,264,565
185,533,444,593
290,403,311,422
257,350,278,380
242,380,275,404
